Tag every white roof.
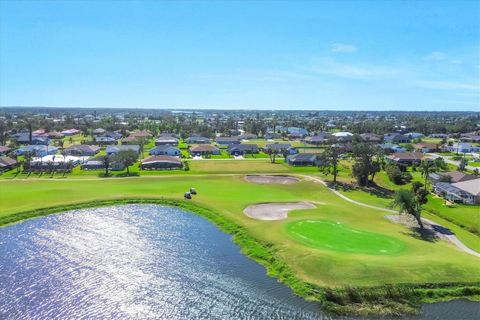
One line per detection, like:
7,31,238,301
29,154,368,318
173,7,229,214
32,155,84,163
332,132,353,137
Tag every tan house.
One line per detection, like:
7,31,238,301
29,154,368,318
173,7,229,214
189,145,220,156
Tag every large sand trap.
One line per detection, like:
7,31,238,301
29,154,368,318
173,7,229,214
244,175,300,185
244,202,315,220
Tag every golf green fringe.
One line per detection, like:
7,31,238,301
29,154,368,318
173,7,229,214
1,198,479,316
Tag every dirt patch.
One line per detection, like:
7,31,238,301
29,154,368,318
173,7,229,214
244,175,300,185
244,202,316,220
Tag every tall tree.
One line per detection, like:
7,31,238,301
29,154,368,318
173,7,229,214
351,142,379,186
102,155,110,176
114,150,138,175
318,143,342,183
458,157,468,172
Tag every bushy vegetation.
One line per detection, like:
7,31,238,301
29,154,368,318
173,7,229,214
385,164,412,185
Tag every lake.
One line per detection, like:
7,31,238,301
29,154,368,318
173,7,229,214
0,204,478,319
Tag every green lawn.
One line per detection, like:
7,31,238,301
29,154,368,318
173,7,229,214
287,219,407,255
424,195,480,235
0,174,479,288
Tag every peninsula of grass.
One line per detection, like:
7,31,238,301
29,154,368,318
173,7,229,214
0,174,479,316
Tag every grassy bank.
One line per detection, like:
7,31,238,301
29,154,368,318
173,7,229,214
1,198,478,317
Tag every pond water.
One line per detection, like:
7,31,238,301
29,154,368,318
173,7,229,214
0,204,478,319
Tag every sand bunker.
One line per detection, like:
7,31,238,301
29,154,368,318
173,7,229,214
244,175,300,185
244,202,315,220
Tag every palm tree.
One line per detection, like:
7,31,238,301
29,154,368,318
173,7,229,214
419,160,435,191
102,155,110,177
390,189,424,229
60,150,67,176
23,151,33,173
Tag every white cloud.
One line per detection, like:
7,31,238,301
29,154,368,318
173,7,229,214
311,60,404,80
449,59,463,64
330,43,358,53
423,51,447,61
414,80,479,90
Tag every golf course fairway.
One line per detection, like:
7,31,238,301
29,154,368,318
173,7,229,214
287,220,407,255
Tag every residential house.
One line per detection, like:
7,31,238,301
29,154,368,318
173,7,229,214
384,133,411,144
32,129,46,135
64,144,101,157
216,137,240,146
141,156,183,170
15,145,58,157
189,145,220,156
30,155,83,171
414,142,438,153
265,143,297,155
380,143,407,153
0,146,12,156
61,128,80,136
430,133,448,139
429,171,478,185
332,132,354,142
360,133,383,143
460,132,480,143
81,155,125,171
155,136,179,146
0,156,17,172
10,132,50,145
149,145,181,157
305,133,330,145
47,131,65,139
287,153,321,166
185,136,211,144
106,145,141,155
94,136,117,145
276,126,308,137
228,144,259,155
434,179,480,204
238,133,257,140
129,130,151,139
406,132,424,139
446,143,480,154
386,152,431,166
264,132,281,140
92,128,106,135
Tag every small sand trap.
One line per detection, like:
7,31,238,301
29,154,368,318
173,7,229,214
244,175,300,185
244,202,315,220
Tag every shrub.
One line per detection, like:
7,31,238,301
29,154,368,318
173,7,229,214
385,164,404,184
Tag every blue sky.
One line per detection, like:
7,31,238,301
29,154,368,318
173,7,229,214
0,0,478,111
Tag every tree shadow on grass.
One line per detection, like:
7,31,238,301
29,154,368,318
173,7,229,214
329,181,394,199
401,227,439,243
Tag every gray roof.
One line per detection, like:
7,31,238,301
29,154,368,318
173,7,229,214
290,153,318,161
265,143,291,151
228,144,258,151
106,145,140,153
452,179,480,196
150,145,180,152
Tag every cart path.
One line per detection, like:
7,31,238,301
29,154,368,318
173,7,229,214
301,175,480,258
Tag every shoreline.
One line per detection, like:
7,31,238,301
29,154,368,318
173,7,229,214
1,198,479,316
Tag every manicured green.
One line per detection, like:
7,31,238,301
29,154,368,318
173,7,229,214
287,220,407,255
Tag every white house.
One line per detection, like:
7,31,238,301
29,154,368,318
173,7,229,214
447,143,480,154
